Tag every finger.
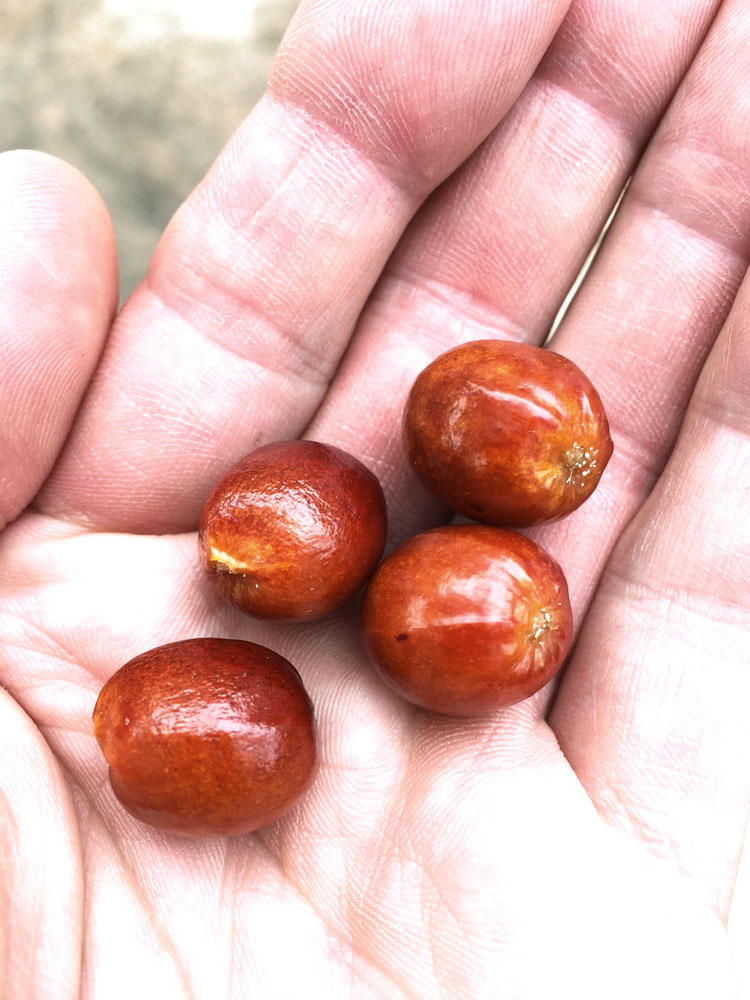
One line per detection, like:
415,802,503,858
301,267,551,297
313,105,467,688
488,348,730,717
0,688,82,1000
529,0,750,618
305,0,721,542
0,151,117,529
550,260,750,919
37,0,570,534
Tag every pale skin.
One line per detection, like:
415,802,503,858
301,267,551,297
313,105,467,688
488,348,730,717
1,0,749,996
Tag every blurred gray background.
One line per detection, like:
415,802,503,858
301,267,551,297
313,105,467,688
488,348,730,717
0,0,300,301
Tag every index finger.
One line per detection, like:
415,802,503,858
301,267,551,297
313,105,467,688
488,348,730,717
36,0,570,534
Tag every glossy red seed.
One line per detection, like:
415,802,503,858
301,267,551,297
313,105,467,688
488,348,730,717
93,638,318,837
361,525,573,716
404,339,613,526
199,440,387,622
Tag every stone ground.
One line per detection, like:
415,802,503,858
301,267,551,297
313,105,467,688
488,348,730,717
0,0,300,300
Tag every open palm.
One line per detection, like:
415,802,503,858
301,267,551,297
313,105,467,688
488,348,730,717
2,2,749,997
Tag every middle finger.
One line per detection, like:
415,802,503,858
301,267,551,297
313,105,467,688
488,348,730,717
308,0,723,554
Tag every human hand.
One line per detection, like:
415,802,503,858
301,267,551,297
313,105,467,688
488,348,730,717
1,0,748,996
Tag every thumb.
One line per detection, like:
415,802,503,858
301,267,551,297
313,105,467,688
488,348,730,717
0,150,117,528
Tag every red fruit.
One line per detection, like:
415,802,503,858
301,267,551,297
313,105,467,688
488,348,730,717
93,638,318,837
404,339,613,526
361,525,573,716
199,440,387,622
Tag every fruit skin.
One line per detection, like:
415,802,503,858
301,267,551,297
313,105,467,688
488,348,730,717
198,441,387,621
404,339,613,527
199,440,387,622
93,638,318,837
361,525,573,716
